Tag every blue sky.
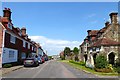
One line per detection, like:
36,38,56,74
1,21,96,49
1,2,118,55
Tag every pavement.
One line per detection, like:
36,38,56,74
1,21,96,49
1,65,23,76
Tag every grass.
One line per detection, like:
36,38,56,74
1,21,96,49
60,60,118,76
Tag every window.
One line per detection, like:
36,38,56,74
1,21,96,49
9,50,14,58
32,46,34,51
23,41,26,47
21,52,26,59
8,22,12,30
96,48,100,52
28,43,30,49
10,35,16,44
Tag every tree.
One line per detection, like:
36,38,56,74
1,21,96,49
64,47,71,59
73,47,79,61
73,47,79,55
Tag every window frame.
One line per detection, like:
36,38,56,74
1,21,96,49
10,35,16,44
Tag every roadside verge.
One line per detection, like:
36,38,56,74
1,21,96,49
59,60,118,77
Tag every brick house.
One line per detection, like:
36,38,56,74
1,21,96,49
0,8,43,65
79,12,120,68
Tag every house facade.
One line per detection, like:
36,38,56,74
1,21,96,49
79,12,120,68
0,8,44,65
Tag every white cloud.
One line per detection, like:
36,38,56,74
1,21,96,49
29,36,81,56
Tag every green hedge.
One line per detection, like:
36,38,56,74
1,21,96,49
69,60,85,66
3,64,12,68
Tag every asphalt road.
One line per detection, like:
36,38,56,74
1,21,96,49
2,60,118,78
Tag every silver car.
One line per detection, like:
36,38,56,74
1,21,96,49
23,57,39,67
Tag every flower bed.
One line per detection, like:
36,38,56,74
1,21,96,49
95,68,112,73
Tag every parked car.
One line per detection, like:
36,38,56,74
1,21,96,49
41,56,45,63
24,57,39,67
37,56,42,64
44,55,48,61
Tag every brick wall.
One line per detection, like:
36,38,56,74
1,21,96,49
4,32,33,63
0,23,3,65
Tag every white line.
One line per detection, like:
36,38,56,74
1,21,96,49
32,61,49,78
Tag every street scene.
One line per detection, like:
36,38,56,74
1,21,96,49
0,2,120,80
2,60,118,78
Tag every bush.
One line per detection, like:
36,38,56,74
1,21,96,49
60,55,65,60
115,58,120,67
3,64,12,68
74,56,79,61
95,55,108,69
114,67,120,73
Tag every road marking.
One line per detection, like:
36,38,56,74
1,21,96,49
32,61,50,78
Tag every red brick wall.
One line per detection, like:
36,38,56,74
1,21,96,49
4,32,32,62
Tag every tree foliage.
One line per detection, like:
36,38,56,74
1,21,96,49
73,47,79,55
73,47,79,61
64,47,71,56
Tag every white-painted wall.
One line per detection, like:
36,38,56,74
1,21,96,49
2,47,18,64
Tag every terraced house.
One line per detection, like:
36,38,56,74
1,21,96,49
79,12,120,68
0,8,44,65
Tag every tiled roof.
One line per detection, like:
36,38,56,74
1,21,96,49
89,30,99,36
90,38,120,47
98,26,108,33
1,17,34,44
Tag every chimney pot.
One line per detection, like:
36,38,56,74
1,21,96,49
21,27,26,36
3,8,12,22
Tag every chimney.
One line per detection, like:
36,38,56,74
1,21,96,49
3,8,12,22
109,12,118,24
105,21,109,27
21,27,26,36
87,30,91,36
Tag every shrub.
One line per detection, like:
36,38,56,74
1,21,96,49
115,58,120,67
106,64,113,71
74,56,79,61
95,55,108,69
3,64,12,68
114,67,120,73
60,56,65,60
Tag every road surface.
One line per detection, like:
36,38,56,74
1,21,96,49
2,60,118,79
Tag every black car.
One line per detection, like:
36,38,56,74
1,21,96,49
23,57,39,67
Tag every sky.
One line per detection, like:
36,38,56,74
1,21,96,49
1,2,118,56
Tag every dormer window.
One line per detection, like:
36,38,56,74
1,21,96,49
8,22,12,30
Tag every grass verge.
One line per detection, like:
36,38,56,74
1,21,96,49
60,60,118,76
